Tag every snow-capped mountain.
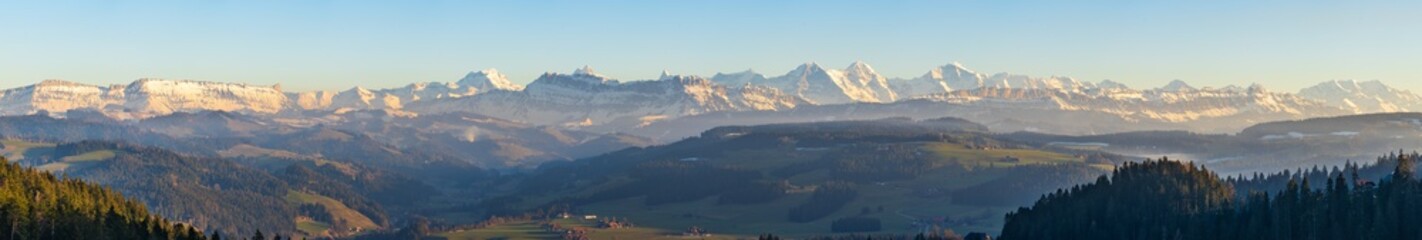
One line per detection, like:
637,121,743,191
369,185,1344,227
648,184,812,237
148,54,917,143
456,68,524,93
409,66,803,126
0,80,118,116
1097,80,1130,89
0,79,290,118
1159,80,1197,92
1298,80,1422,113
920,83,1345,123
0,61,1411,138
712,62,897,104
316,69,521,111
890,62,983,97
889,62,1095,99
328,86,403,110
123,79,290,114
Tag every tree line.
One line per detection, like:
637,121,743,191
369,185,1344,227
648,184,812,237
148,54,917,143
0,158,206,240
1001,152,1422,240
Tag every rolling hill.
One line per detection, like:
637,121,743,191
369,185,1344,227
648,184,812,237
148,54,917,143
0,139,429,238
454,118,1117,237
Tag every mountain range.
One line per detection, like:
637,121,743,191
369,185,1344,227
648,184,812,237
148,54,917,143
2,61,1417,140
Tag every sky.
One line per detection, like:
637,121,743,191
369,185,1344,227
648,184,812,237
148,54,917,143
2,1,1420,92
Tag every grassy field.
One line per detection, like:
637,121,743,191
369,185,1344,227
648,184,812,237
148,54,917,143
296,218,332,235
922,142,1083,167
1,140,117,172
0,139,56,161
63,150,117,161
36,150,115,172
285,190,378,236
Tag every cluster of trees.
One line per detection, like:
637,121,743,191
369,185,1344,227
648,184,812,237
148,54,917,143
830,217,882,233
717,180,791,205
788,183,859,222
0,159,208,240
297,204,333,223
827,144,935,183
1001,153,1422,240
772,143,952,184
999,158,1230,239
1225,153,1403,195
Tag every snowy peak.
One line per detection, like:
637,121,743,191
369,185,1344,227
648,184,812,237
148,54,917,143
1097,80,1129,89
568,66,617,84
924,62,979,81
758,62,898,104
843,61,882,85
457,68,523,92
893,62,1097,98
787,62,830,77
840,61,898,101
573,65,605,78
844,61,875,78
329,86,401,110
1160,80,1196,92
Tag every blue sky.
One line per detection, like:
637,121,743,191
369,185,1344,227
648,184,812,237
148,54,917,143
2,1,1419,92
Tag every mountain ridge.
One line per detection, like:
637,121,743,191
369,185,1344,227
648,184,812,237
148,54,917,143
4,61,1416,139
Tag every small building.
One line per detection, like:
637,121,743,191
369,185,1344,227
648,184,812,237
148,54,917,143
582,215,598,220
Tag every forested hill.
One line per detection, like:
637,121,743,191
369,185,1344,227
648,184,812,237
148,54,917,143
1000,153,1422,240
0,159,208,240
